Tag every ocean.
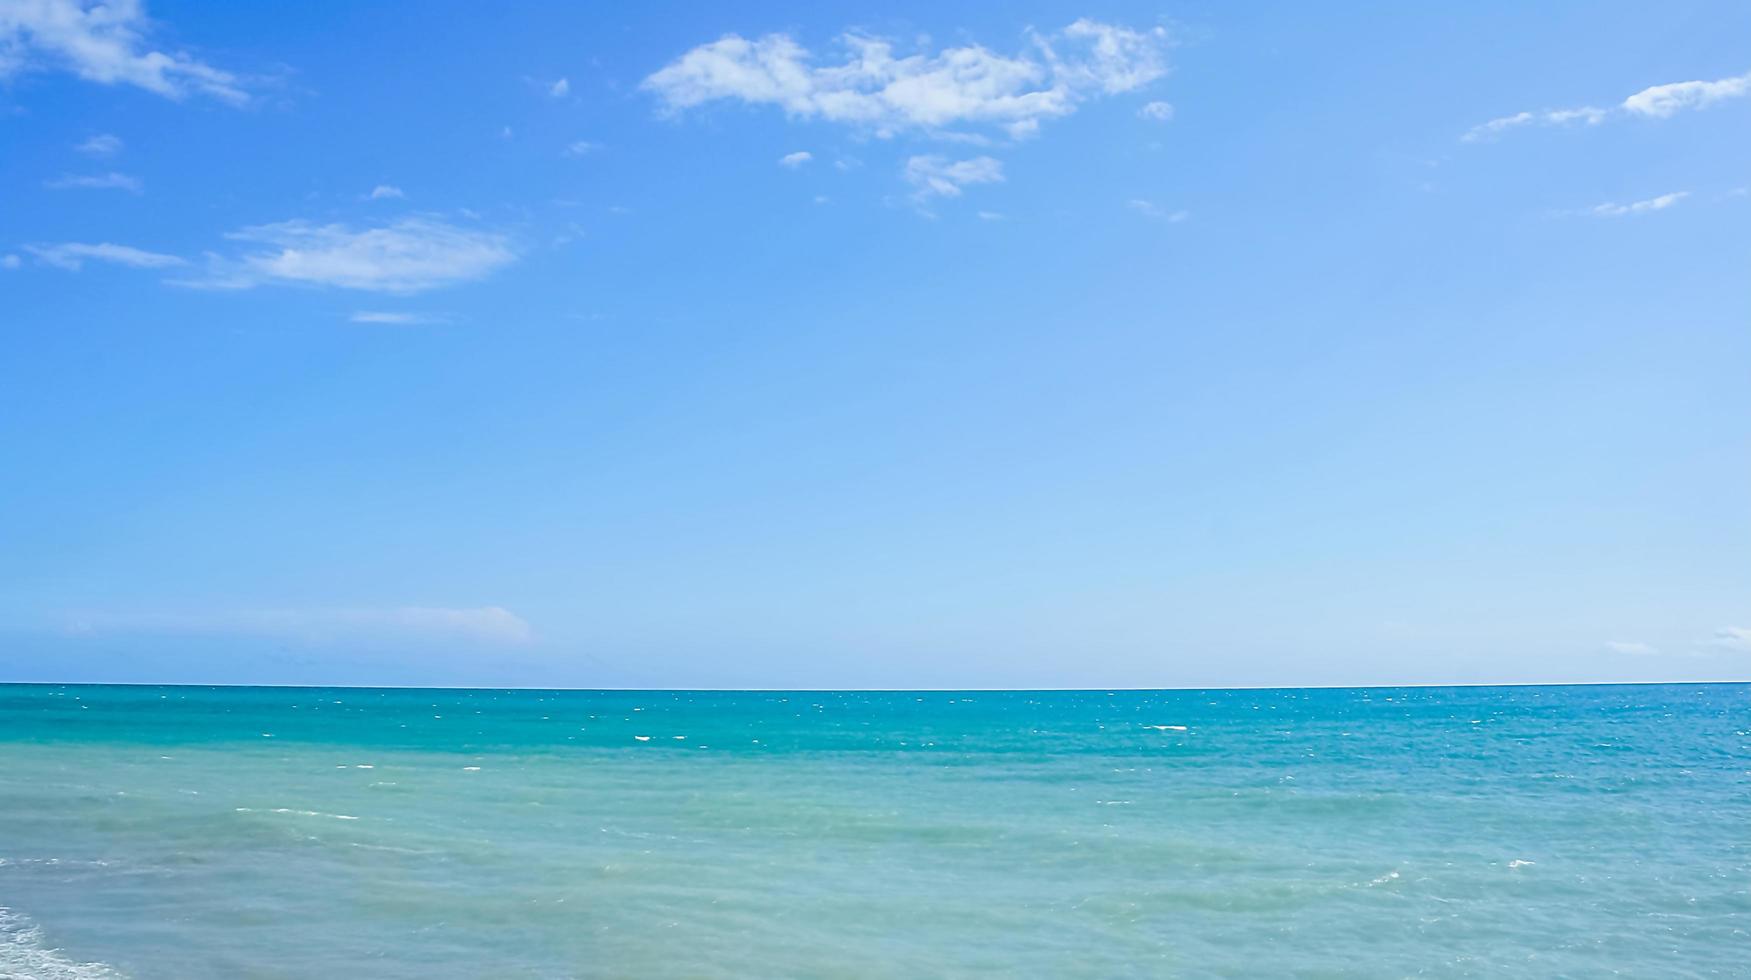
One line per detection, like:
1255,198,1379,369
0,683,1745,978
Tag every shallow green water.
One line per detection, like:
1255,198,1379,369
1,683,1747,977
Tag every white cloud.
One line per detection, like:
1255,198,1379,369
1137,100,1174,122
1465,68,1750,141
563,139,599,157
1,253,20,269
44,171,142,192
977,210,1004,220
1603,640,1658,656
1709,626,1751,652
1127,198,1187,221
179,217,517,293
0,0,247,103
642,19,1171,140
548,76,569,98
903,154,1003,199
1623,71,1751,118
1584,191,1687,217
26,241,183,270
76,132,122,155
778,150,812,167
348,310,447,325
1045,19,1170,94
368,184,405,200
67,606,534,645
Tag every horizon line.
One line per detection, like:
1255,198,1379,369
1,678,1745,694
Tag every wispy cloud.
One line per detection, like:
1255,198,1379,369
549,76,570,98
348,310,450,325
0,0,248,104
76,133,123,155
25,241,184,271
178,217,517,293
2,254,22,270
1127,198,1187,221
1581,191,1688,217
778,150,812,168
1464,68,1751,141
66,606,535,645
563,140,599,157
44,171,142,192
643,19,1171,141
903,155,1003,200
1137,100,1174,122
1603,640,1658,656
368,184,405,200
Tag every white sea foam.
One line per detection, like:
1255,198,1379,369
234,807,359,821
1507,859,1535,869
1143,724,1188,731
634,735,651,741
0,908,125,979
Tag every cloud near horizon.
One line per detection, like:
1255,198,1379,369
642,18,1171,140
1710,626,1751,652
65,606,535,645
0,0,249,104
1464,68,1751,141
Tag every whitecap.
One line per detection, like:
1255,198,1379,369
1507,859,1535,869
633,735,651,741
235,807,359,821
0,907,124,980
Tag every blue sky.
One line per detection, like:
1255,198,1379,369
2,0,1747,688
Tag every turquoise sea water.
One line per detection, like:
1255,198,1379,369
0,683,1746,978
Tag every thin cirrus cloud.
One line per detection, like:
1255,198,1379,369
903,155,1003,200
778,150,812,168
76,133,123,155
368,184,406,200
25,241,184,271
1127,198,1187,221
0,0,248,104
44,171,143,192
348,311,450,325
1581,191,1687,217
1137,100,1174,122
642,19,1172,141
1603,640,1658,656
177,217,518,294
65,606,535,646
1464,68,1751,141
